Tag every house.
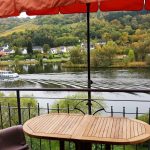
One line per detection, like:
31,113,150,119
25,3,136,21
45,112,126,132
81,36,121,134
50,48,58,54
2,44,9,50
3,49,15,54
66,46,74,51
33,46,43,53
99,40,106,46
0,47,3,51
22,48,27,55
81,42,94,50
60,46,67,53
22,46,43,54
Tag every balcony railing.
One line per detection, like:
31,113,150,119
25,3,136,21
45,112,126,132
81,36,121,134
0,88,150,150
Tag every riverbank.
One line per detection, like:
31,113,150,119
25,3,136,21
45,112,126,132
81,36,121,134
0,59,149,68
0,60,39,65
62,61,149,68
0,58,69,66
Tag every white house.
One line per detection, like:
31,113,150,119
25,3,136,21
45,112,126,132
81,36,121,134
22,48,27,55
2,44,9,50
3,49,15,54
81,42,94,50
60,46,67,53
33,46,43,53
50,48,58,54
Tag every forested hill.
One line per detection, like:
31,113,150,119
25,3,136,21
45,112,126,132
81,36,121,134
0,11,150,49
0,17,31,33
0,11,148,32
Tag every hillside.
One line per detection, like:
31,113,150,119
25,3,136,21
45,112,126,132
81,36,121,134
0,23,39,37
0,17,31,33
0,11,150,48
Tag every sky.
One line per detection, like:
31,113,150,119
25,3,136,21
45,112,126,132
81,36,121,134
18,12,36,18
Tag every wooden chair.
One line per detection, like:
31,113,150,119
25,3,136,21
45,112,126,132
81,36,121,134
0,125,29,150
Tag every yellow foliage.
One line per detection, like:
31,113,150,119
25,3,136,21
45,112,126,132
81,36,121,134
0,23,39,37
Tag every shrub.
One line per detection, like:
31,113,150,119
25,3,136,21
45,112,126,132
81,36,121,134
145,55,150,65
50,93,105,114
14,55,24,60
0,92,37,128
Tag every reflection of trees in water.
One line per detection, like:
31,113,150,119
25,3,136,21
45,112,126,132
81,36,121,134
16,63,62,74
1,80,27,88
128,68,150,79
11,63,87,74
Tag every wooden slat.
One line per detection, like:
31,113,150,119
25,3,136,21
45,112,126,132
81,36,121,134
122,118,127,139
118,118,124,139
110,118,117,138
126,119,131,139
114,118,121,139
98,117,108,138
95,117,105,138
72,115,94,139
106,117,114,138
91,117,102,137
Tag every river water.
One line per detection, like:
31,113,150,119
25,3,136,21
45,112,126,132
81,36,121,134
1,63,150,116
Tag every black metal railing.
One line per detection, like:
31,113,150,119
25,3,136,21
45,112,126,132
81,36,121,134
0,88,150,150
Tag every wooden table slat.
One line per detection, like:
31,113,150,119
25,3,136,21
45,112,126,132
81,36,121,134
106,117,114,138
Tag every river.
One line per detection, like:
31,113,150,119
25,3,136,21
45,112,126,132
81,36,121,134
1,63,150,117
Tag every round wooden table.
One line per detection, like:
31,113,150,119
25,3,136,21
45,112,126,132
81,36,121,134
23,113,150,150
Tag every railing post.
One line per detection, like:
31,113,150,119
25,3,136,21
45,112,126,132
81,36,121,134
0,103,3,129
136,107,138,119
149,108,150,125
111,106,113,117
16,90,22,124
57,104,60,113
123,107,125,118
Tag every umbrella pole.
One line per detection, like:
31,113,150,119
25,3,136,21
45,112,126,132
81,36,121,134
86,3,92,115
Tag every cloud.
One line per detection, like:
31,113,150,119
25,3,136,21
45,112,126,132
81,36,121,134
18,12,36,18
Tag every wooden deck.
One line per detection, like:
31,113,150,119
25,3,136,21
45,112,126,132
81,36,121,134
23,113,150,145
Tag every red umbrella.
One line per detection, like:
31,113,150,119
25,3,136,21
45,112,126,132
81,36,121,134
0,0,147,114
0,0,146,18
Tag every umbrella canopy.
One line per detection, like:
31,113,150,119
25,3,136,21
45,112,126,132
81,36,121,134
0,0,148,18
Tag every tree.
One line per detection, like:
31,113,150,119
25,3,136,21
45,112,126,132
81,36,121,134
13,46,22,55
26,40,33,55
43,44,50,53
70,47,86,64
91,41,117,67
128,49,135,62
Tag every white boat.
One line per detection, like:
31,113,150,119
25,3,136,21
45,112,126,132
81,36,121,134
0,70,19,79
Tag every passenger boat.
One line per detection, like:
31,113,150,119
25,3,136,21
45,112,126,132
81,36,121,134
0,70,19,79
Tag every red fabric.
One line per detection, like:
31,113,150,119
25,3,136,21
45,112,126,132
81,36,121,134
0,0,146,17
0,0,19,17
60,2,98,14
100,0,144,11
145,0,150,10
0,0,98,17
24,1,98,15
26,8,60,16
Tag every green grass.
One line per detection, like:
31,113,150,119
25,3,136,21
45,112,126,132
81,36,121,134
43,58,69,63
0,60,39,66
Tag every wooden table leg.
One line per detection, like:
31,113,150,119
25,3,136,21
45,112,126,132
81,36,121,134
60,141,65,150
105,144,111,150
75,141,92,150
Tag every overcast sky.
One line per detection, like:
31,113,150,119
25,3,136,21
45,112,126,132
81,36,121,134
18,12,36,18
